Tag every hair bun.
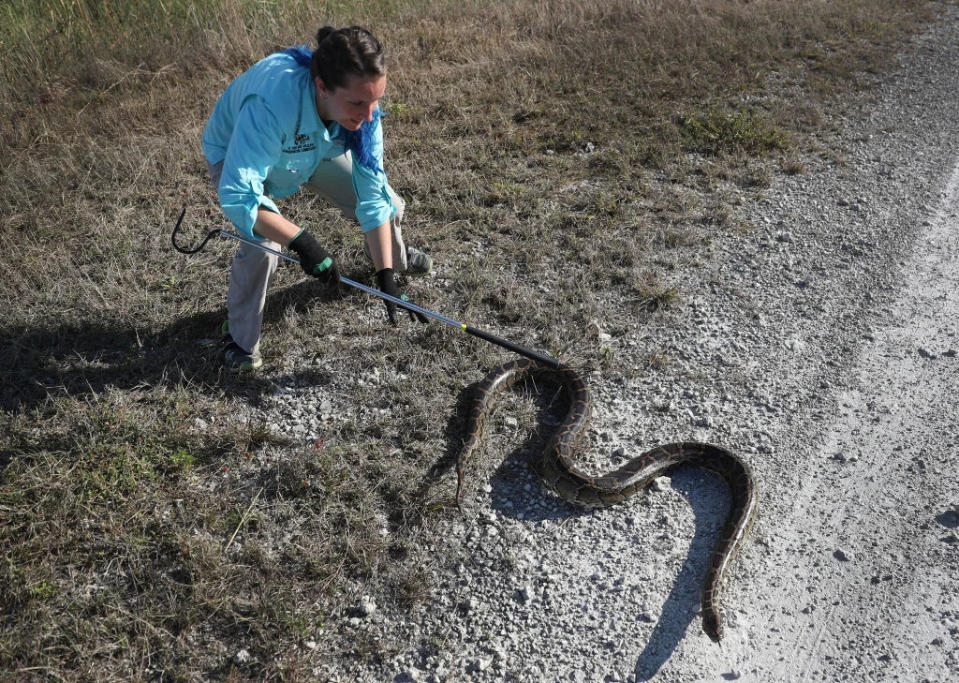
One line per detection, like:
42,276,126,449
315,26,336,44
310,25,384,90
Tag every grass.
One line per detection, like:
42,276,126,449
680,108,789,156
0,0,951,677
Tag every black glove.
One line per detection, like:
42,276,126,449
376,268,428,326
288,230,340,290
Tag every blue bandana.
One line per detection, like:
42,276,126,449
281,46,384,174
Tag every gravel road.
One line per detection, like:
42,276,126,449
264,8,959,681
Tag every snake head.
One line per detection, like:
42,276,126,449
702,610,723,643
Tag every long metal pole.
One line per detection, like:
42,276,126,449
173,211,561,368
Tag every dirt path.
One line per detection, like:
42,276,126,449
720,153,959,683
694,16,959,681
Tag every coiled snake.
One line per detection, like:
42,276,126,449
455,358,758,642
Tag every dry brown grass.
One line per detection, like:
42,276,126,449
0,0,950,677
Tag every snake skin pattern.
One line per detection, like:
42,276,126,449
455,358,758,642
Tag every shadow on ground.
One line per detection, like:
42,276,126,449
415,367,580,521
0,276,344,414
417,369,738,677
633,467,731,680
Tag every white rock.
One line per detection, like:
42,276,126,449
359,595,377,617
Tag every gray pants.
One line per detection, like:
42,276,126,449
208,154,408,354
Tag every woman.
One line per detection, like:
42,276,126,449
202,25,431,371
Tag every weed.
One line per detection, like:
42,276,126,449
632,280,680,313
782,157,809,175
681,108,789,155
29,581,58,602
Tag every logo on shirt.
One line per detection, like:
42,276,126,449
283,132,315,154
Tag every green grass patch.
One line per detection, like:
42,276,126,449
681,108,789,155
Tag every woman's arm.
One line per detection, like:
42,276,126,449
363,219,394,272
252,207,302,245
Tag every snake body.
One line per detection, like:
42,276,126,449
455,358,758,642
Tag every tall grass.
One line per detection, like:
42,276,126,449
0,0,378,85
1,0,242,100
0,0,418,166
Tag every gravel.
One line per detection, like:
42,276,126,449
253,8,959,682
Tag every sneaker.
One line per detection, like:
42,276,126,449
224,341,262,372
406,247,433,275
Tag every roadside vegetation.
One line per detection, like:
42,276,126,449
0,0,949,677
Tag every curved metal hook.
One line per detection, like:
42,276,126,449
171,207,221,254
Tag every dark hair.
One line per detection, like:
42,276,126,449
311,26,385,90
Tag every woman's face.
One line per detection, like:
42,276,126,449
315,74,386,131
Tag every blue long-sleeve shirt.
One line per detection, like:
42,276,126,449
202,52,395,240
